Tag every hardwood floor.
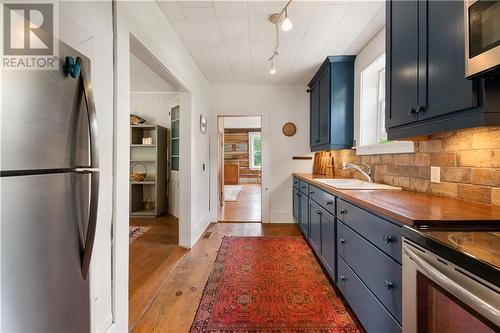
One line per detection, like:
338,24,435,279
129,215,187,331
131,222,301,333
219,184,261,222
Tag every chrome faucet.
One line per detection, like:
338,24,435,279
343,162,373,183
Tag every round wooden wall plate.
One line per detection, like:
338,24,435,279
282,122,297,137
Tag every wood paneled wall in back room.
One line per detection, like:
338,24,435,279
331,127,500,206
224,128,261,184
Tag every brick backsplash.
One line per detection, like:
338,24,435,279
331,127,500,206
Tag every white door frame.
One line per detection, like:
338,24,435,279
112,4,192,332
212,113,270,223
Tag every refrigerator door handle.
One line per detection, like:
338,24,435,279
77,57,99,168
78,170,99,279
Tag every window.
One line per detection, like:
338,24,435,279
357,53,414,155
248,132,261,170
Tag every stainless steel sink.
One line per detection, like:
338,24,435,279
315,178,401,190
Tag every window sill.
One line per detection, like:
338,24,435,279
354,141,415,156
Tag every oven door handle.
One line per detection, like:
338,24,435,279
403,244,500,327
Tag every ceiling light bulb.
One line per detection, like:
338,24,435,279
269,64,277,75
281,9,293,32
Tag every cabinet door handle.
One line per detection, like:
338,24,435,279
416,105,426,113
309,191,315,195
339,209,347,215
315,139,320,143
326,201,334,206
339,238,345,244
408,107,417,116
340,275,346,282
316,210,322,215
384,280,394,290
383,235,394,244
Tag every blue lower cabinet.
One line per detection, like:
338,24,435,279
299,192,309,237
338,221,402,323
320,209,336,281
308,200,322,255
293,188,299,224
337,257,402,333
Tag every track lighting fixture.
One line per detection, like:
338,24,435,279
267,0,293,74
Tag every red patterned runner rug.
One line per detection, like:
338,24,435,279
190,236,360,332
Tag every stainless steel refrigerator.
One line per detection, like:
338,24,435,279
1,41,99,332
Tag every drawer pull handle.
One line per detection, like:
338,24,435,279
339,209,347,214
383,235,394,244
340,275,346,282
316,210,322,215
309,191,315,195
384,280,394,290
339,238,345,244
326,201,334,205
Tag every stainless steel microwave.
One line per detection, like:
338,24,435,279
464,0,500,78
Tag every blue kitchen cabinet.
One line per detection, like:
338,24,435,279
293,187,299,225
308,200,322,256
308,56,355,151
386,0,500,139
298,191,309,237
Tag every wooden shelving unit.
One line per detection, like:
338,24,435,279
130,124,167,217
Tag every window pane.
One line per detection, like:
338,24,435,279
254,151,261,167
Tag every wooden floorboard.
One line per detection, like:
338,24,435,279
129,215,187,331
131,222,301,333
219,184,261,222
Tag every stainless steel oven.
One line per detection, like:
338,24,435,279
402,238,500,333
464,0,500,77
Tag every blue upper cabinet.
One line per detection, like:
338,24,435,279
308,56,355,152
386,0,500,140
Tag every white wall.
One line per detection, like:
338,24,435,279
130,93,172,128
353,28,385,146
59,2,114,332
224,116,261,129
209,85,313,223
115,2,212,331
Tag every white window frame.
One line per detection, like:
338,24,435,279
248,132,262,170
356,53,414,156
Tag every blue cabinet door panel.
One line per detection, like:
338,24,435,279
321,209,336,281
299,193,309,237
308,200,322,256
386,0,419,128
293,188,299,224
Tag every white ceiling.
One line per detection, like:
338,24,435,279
130,52,176,92
157,0,385,85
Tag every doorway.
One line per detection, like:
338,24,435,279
127,36,187,330
218,116,262,222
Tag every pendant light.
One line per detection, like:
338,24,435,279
269,58,277,75
281,8,293,32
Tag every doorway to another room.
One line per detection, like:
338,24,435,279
218,116,262,222
127,37,186,330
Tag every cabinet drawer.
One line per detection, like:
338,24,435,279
338,221,402,323
337,199,402,263
309,185,336,215
299,180,309,194
293,177,300,189
337,256,402,333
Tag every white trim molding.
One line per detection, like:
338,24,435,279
355,141,415,156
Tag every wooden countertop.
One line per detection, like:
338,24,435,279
294,173,500,227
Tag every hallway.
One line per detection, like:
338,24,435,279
219,184,261,222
